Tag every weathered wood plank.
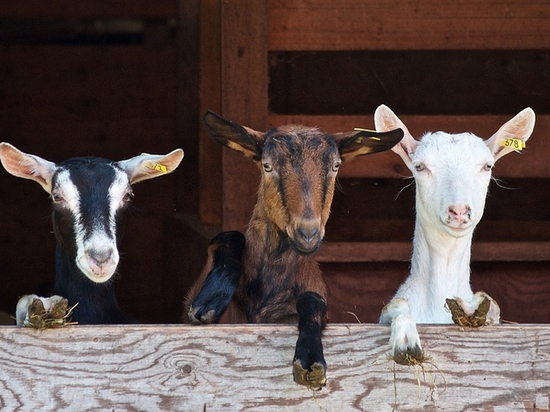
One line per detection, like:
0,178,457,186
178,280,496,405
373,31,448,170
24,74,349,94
269,0,550,51
269,114,550,178
0,324,549,411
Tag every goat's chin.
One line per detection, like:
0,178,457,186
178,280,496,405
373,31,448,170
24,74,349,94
77,260,116,283
289,240,321,256
443,224,474,238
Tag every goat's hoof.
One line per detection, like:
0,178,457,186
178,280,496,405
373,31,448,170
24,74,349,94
19,295,71,328
49,297,69,319
393,345,426,366
292,360,326,390
446,297,492,328
188,306,216,324
27,298,47,328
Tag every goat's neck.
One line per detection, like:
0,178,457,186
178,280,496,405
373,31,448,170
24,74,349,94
53,244,129,324
244,212,300,274
402,215,475,322
239,209,314,323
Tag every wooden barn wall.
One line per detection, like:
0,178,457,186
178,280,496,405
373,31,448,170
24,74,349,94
1,1,550,327
0,1,202,323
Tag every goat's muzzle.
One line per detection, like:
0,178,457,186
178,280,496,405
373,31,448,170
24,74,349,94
287,220,324,255
443,203,474,236
78,247,118,283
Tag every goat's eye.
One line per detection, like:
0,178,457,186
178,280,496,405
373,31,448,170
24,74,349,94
332,161,341,172
414,163,426,172
263,163,273,173
51,193,64,203
483,163,494,172
122,191,134,203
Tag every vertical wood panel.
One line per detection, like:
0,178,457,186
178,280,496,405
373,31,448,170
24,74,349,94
220,0,268,231
175,0,200,214
198,0,223,225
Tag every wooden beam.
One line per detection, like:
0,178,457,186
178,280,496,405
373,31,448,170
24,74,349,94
269,114,550,178
220,0,268,232
198,0,223,225
1,324,550,410
268,0,550,51
315,241,550,262
0,1,177,19
175,0,200,215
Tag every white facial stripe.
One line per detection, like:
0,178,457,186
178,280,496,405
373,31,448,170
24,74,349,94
55,170,87,255
109,169,132,222
56,166,131,283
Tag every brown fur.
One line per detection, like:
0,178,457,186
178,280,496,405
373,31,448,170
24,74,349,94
185,111,403,387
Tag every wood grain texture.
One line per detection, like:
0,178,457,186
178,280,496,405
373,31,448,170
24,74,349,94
268,0,550,51
1,324,549,411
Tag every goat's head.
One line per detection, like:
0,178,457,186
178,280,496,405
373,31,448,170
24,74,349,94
203,111,403,254
375,105,536,237
0,143,183,283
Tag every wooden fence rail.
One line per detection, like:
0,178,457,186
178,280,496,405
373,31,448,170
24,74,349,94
1,324,549,411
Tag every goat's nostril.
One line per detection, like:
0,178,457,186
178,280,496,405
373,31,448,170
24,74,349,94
298,226,319,243
88,249,113,266
447,204,472,222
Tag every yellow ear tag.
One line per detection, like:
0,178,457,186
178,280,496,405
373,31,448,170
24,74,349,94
141,153,168,173
353,127,380,141
501,138,525,150
148,163,168,173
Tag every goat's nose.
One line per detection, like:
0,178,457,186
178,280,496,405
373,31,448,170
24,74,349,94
87,248,113,266
447,204,472,223
298,225,319,244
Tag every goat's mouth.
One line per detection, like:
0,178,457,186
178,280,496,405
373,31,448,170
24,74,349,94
287,232,324,255
77,255,118,283
290,241,321,256
442,222,474,237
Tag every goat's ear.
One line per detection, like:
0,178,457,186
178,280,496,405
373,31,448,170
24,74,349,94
118,148,184,184
203,110,265,160
334,128,404,161
0,142,57,193
374,104,418,167
485,108,536,161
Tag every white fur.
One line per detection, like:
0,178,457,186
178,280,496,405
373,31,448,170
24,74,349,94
376,105,535,359
15,294,66,326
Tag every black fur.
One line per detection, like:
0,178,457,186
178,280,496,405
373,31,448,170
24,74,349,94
293,291,327,374
188,231,245,324
50,157,134,324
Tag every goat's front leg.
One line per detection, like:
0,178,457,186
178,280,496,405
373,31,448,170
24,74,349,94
186,231,245,324
446,291,500,327
380,297,424,365
293,291,327,389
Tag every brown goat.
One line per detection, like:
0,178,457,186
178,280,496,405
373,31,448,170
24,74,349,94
185,111,403,388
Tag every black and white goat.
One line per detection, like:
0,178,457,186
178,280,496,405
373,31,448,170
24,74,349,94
0,143,183,324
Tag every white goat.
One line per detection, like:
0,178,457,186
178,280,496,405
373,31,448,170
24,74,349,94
376,105,536,363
